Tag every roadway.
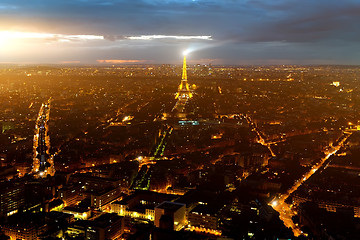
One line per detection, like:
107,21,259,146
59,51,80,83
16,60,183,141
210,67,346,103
269,131,352,237
33,98,55,177
244,115,276,157
131,125,174,190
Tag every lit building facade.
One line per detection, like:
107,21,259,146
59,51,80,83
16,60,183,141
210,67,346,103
154,201,186,231
0,182,25,217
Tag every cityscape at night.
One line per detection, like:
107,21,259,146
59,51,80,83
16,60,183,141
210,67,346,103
1,1,360,240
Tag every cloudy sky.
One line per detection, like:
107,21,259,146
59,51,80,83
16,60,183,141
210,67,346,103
1,0,360,65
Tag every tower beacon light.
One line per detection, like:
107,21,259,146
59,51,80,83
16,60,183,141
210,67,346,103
182,49,190,56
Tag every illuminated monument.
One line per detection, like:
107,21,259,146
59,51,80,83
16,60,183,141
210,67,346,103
175,54,193,100
172,54,193,116
32,98,55,178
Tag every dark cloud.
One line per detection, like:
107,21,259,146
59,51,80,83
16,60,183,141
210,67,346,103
3,0,359,42
1,0,360,64
103,35,127,41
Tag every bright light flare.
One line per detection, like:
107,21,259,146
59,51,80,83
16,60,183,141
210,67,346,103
271,200,278,207
183,49,191,55
0,31,16,49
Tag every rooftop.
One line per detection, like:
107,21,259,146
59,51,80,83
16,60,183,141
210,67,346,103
156,201,185,211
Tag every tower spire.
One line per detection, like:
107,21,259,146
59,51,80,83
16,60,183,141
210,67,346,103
182,55,187,80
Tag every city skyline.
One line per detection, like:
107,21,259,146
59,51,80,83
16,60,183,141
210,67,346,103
1,0,360,65
1,60,360,239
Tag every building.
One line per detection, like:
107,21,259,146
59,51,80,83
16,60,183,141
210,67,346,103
3,223,47,240
176,190,225,235
110,190,177,221
2,213,47,240
86,213,124,240
63,206,91,220
0,181,25,217
70,173,122,191
91,187,121,210
188,205,218,230
59,184,84,206
154,201,186,231
66,213,124,240
0,166,18,180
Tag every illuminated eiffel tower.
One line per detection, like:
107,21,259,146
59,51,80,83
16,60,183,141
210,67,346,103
172,55,193,115
175,54,193,100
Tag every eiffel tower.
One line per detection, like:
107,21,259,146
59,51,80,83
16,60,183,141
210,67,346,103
171,55,193,116
175,54,193,100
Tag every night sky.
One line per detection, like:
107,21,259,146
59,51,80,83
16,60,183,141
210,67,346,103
1,0,360,65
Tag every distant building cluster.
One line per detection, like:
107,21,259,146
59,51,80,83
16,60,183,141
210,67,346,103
0,63,360,239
